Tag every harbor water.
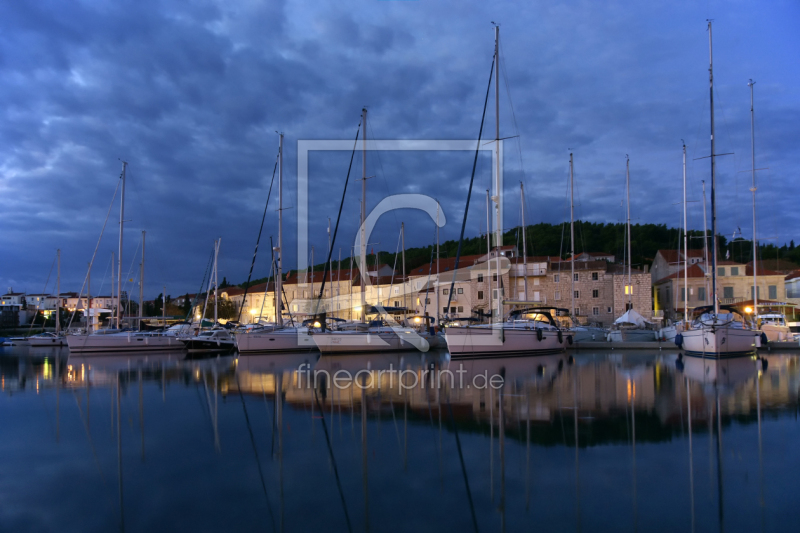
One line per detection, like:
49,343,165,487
1,345,799,532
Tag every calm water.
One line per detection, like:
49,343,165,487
1,345,799,532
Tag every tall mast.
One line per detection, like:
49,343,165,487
56,249,61,335
276,133,284,327
626,156,632,310
310,246,314,312
486,190,492,318
749,79,758,317
520,182,528,301
111,251,115,325
683,143,689,321
117,161,127,329
702,181,710,301
570,153,576,316
709,21,719,315
360,108,368,322
436,204,440,318
401,222,407,314
163,284,166,326
214,238,220,324
337,248,341,319
87,262,91,333
328,217,333,312
493,24,502,321
140,231,145,323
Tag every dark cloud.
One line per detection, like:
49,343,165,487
1,0,798,297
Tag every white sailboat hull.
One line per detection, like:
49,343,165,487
570,326,607,343
680,326,758,358
28,336,66,347
444,326,567,358
235,328,318,353
67,333,185,353
312,329,423,354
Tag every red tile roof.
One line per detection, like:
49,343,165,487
656,249,705,264
662,264,707,279
408,254,483,276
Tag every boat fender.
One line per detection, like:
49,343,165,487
557,331,563,344
675,334,683,348
761,332,768,346
537,328,543,341
567,334,573,345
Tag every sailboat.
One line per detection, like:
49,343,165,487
311,108,427,354
29,250,67,347
236,133,321,354
659,144,690,342
444,26,567,358
607,157,657,342
181,239,236,354
745,80,792,343
678,22,760,358
67,163,184,354
563,153,607,342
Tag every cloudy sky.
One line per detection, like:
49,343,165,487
1,0,798,298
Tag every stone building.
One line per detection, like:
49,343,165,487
653,260,788,321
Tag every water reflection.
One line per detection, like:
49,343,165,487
1,346,799,532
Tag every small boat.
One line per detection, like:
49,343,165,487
607,309,657,342
757,312,792,342
181,328,236,354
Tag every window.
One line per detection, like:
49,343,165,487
592,272,598,281
477,274,484,283
478,291,484,300
451,307,456,313
394,301,400,307
493,274,498,282
573,273,579,281
723,286,734,299
624,285,633,295
554,274,560,283
443,289,449,295
533,291,541,301
457,288,463,294
592,307,600,316
394,287,399,294
750,286,761,299
575,307,581,316
592,289,599,298
458,306,464,312
607,306,612,313
534,278,540,286
718,267,725,277
769,285,777,299
554,291,561,300
731,267,739,276
680,288,685,301
443,307,448,314
425,298,431,304
698,287,706,301
574,290,580,299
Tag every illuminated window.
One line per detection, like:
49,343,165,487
624,285,633,295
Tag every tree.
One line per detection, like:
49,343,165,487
219,277,230,289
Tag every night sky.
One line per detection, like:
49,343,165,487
2,0,798,299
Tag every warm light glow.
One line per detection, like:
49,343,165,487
249,309,258,314
313,321,321,328
354,306,362,312
414,317,421,323
745,306,753,314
